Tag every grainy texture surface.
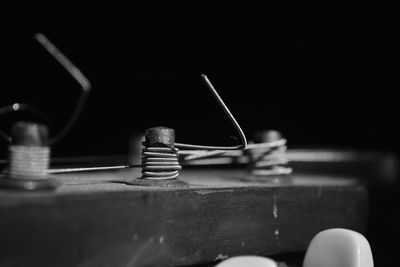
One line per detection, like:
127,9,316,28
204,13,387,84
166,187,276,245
0,169,368,267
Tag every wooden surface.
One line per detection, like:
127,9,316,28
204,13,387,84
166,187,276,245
0,169,368,267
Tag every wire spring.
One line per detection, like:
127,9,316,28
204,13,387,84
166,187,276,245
8,145,50,179
141,143,182,180
247,140,292,176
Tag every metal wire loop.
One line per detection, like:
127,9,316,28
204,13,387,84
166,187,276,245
34,33,91,145
0,34,91,146
175,74,247,151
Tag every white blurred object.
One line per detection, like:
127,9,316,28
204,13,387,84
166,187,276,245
303,228,374,267
215,255,278,267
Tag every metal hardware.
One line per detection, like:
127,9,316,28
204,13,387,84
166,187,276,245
0,122,59,191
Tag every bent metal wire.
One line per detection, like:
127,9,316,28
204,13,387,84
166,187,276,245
0,34,289,177
0,33,91,189
49,76,290,176
175,74,247,151
140,74,248,180
0,33,91,146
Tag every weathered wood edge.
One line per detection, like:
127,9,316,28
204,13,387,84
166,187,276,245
0,181,368,267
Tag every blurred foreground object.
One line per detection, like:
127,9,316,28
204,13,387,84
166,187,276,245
303,228,373,267
216,255,278,267
0,122,58,190
215,228,373,267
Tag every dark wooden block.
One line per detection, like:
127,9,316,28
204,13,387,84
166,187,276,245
0,169,367,267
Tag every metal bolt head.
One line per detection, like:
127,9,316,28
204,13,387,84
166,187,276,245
254,130,282,143
145,127,175,147
11,121,49,146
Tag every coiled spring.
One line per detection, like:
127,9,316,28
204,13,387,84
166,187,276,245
247,139,292,176
179,136,292,177
141,144,182,180
8,145,50,179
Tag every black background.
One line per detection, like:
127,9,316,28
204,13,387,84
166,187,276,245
1,11,398,157
1,9,399,266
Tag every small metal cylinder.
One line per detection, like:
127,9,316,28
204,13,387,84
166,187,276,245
0,121,58,190
8,145,50,179
8,122,50,180
145,127,175,147
139,126,183,183
248,130,292,180
11,121,49,146
254,130,282,143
